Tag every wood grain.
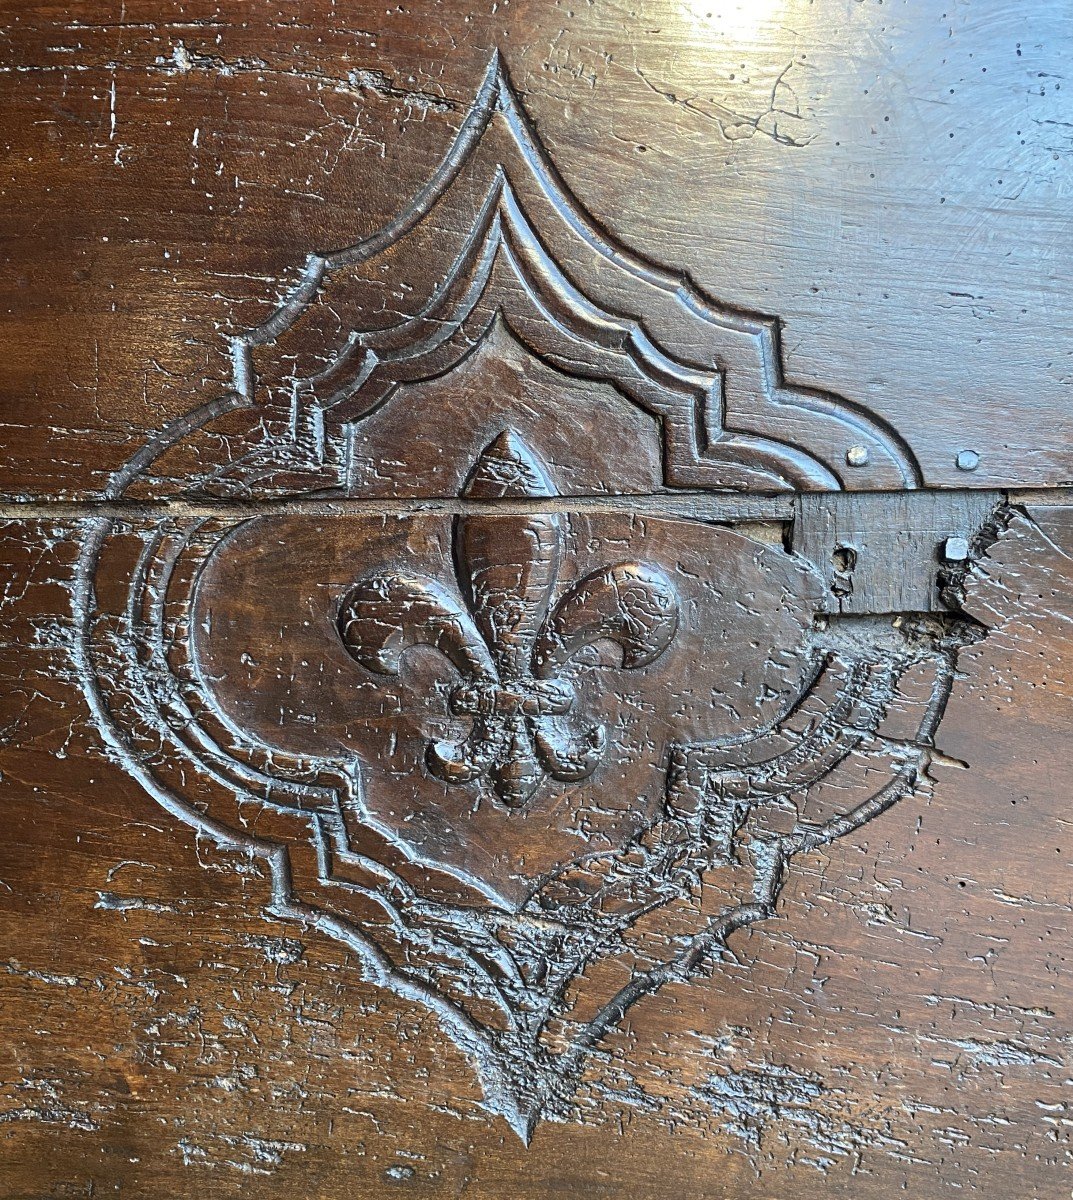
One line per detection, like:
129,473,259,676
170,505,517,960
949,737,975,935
1,2,1071,1197
3,505,1072,1195
1,1,1071,497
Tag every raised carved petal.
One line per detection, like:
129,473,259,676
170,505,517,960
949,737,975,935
531,717,606,782
461,429,558,502
533,562,681,676
338,573,496,680
456,431,561,675
489,713,545,807
427,718,497,786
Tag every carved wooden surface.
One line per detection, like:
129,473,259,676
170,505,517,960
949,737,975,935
2,2,1072,1197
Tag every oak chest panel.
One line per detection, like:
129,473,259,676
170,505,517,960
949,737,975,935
2,3,1071,1197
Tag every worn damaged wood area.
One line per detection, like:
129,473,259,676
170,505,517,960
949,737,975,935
5,502,1073,1193
2,3,1073,1197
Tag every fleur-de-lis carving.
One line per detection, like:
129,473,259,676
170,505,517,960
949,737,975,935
338,431,681,808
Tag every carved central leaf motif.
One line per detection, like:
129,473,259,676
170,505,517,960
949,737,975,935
337,431,680,807
70,54,991,1145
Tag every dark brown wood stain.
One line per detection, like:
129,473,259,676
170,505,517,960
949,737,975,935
1,4,1071,1197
